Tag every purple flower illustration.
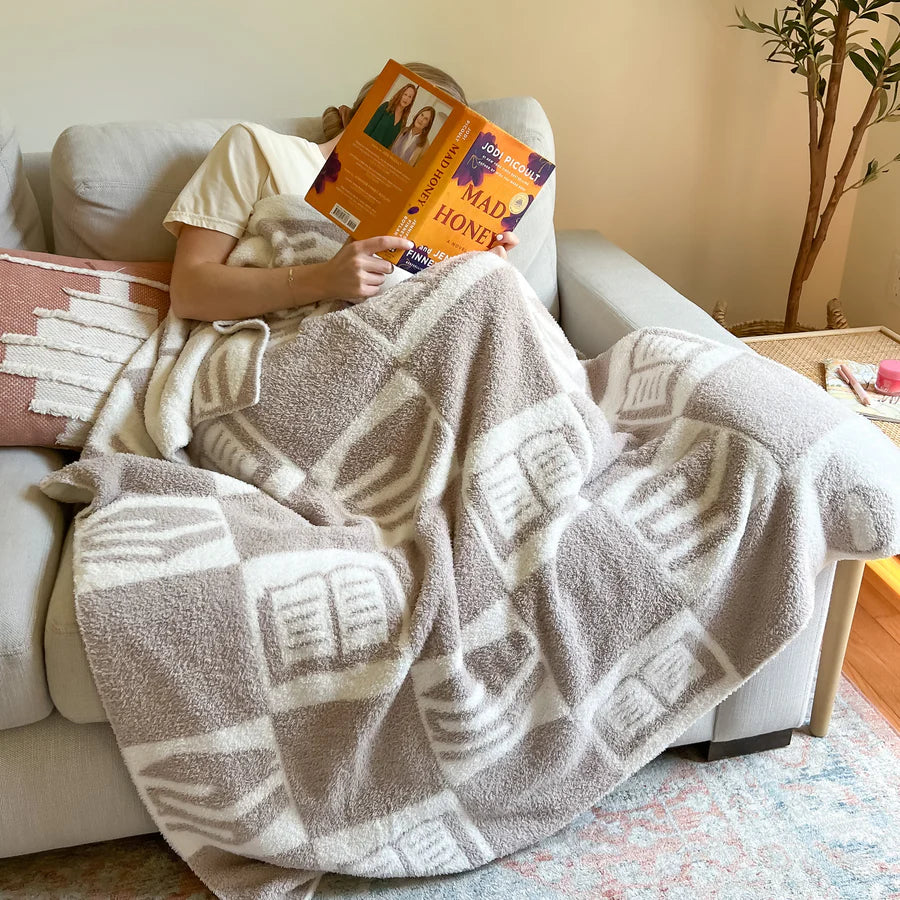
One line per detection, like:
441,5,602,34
312,150,341,194
501,194,534,232
527,153,554,187
451,132,498,188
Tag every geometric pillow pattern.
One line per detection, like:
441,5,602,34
0,249,170,447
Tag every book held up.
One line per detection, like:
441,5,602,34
306,60,555,273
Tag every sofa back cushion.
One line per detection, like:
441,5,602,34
0,110,47,252
51,116,316,262
50,99,557,313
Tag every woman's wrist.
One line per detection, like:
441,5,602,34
285,262,330,305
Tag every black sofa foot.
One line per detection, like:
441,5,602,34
704,728,793,761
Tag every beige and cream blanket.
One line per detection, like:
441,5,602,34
42,197,900,899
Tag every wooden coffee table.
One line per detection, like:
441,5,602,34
743,325,900,737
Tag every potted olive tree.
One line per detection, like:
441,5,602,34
727,0,900,333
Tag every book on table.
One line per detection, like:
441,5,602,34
823,358,900,423
305,59,555,274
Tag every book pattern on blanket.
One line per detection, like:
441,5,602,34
41,200,900,899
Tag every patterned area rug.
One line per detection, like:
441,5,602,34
2,678,897,900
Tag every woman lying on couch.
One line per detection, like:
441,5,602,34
164,62,519,323
37,57,900,900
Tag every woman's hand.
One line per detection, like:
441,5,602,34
319,236,414,302
488,232,519,259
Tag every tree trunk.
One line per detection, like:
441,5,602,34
784,168,824,331
783,3,850,333
785,251,809,332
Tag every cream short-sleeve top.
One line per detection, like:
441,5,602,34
163,123,326,240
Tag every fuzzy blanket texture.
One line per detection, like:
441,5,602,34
42,195,900,899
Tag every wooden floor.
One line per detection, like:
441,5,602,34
843,556,900,733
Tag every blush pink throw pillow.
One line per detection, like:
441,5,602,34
0,249,171,448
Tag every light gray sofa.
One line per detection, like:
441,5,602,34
0,98,836,859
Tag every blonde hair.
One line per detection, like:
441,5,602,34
322,63,467,141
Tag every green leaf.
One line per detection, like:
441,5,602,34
860,159,881,186
850,50,879,84
735,8,766,32
872,38,887,58
843,0,861,13
865,47,882,68
860,11,880,21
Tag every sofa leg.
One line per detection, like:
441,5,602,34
704,728,793,761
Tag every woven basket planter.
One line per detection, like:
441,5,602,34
713,297,848,337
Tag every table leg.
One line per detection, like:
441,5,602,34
809,559,866,737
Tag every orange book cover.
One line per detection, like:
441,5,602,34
306,60,555,274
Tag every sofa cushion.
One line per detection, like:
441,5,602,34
0,447,67,729
49,99,558,313
0,110,47,252
51,116,323,263
44,525,107,724
0,711,153,856
0,249,171,448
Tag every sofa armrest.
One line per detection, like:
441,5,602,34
556,229,747,357
0,447,67,729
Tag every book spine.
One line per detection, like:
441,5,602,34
381,111,484,272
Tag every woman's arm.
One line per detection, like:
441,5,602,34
169,225,412,322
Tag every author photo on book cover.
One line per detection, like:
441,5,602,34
363,80,418,149
390,95,450,166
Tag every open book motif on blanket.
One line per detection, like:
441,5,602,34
41,214,900,900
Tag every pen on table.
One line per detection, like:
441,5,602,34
837,363,871,407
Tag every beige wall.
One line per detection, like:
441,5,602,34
840,117,900,333
1,0,883,326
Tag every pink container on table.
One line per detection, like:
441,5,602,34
874,359,900,396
